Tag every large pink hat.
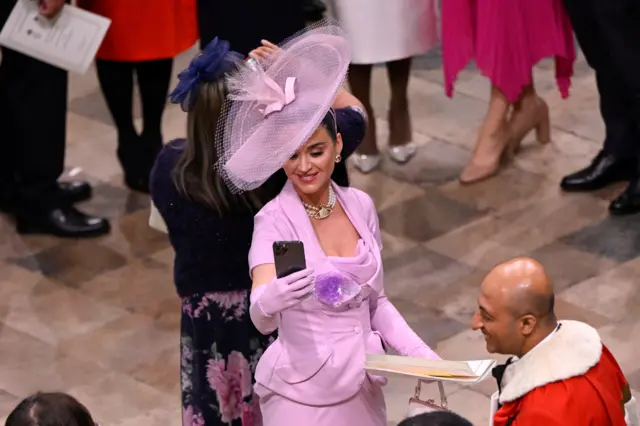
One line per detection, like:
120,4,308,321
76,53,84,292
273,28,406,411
216,20,351,193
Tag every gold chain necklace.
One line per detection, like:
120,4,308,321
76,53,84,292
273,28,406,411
302,186,336,220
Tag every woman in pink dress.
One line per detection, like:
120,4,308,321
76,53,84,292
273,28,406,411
442,0,576,184
217,22,440,425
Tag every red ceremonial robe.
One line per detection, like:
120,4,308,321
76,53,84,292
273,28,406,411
493,321,630,426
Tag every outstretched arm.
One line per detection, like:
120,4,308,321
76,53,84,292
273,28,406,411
370,294,440,359
359,189,439,359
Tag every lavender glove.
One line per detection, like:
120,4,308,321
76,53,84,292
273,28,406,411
249,268,314,334
370,295,440,359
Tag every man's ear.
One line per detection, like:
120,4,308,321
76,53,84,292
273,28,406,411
520,315,537,336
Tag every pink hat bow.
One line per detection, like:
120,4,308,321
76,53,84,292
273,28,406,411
226,64,297,117
259,75,297,116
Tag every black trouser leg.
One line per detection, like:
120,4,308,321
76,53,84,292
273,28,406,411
135,58,172,170
0,53,16,206
96,58,171,191
0,47,66,210
595,72,637,159
566,0,640,213
95,59,136,136
588,1,640,171
95,59,139,174
563,0,638,160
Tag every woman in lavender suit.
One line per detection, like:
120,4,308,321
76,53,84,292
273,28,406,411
218,22,440,426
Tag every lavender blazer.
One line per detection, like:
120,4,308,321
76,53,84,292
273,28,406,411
248,181,391,405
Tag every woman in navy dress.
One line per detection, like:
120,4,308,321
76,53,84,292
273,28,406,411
150,39,366,426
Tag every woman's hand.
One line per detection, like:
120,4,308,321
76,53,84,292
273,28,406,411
258,268,314,315
248,40,280,63
249,268,314,334
38,0,66,18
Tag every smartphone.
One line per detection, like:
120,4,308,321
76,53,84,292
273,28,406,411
273,241,306,279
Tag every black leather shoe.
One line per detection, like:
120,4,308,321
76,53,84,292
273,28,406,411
58,181,92,204
16,205,111,238
0,181,92,213
560,152,634,192
609,179,640,215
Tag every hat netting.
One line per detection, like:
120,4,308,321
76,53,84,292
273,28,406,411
215,20,351,193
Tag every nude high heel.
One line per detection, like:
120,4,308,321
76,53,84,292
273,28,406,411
511,97,551,152
459,126,515,185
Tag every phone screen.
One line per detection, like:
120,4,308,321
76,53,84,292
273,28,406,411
273,241,306,279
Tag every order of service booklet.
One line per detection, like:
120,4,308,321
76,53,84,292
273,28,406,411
0,0,110,74
365,354,497,383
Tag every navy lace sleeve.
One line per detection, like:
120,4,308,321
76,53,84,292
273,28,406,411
335,106,366,158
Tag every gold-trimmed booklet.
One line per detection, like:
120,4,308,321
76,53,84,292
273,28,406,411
365,355,496,383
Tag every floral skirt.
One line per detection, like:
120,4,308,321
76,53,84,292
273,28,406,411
181,290,275,426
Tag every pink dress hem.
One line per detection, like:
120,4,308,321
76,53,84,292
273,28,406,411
442,0,576,103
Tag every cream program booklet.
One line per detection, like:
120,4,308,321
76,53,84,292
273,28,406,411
365,354,496,383
0,0,110,74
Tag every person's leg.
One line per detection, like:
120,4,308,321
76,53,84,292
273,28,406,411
4,48,65,208
96,59,137,135
560,0,637,192
459,85,512,184
347,64,376,154
134,58,173,192
95,59,140,185
348,63,379,172
586,0,640,213
1,48,109,236
0,4,13,209
386,58,412,147
0,51,16,211
385,57,417,163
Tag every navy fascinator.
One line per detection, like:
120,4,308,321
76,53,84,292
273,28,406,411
169,37,244,112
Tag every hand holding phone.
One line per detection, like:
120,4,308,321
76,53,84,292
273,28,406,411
257,268,315,316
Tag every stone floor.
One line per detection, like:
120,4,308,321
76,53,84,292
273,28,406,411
1,44,639,426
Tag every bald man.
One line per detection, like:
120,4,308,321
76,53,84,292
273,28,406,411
472,257,639,426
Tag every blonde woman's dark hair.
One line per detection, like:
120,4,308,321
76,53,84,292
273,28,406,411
172,77,263,215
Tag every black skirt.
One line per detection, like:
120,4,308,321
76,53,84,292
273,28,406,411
196,0,306,55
